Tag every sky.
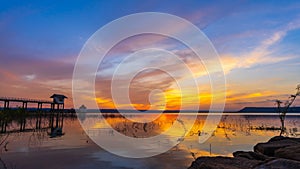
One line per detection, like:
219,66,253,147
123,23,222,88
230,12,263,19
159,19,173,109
0,0,300,111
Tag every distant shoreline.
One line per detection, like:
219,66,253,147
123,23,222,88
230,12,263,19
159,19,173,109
79,106,300,113
1,107,300,113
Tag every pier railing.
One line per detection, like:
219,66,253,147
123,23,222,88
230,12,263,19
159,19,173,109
0,97,53,104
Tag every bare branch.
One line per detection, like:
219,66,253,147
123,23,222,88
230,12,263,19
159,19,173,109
275,84,299,136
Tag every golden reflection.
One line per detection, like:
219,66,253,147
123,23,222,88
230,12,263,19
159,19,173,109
92,114,179,137
91,114,289,147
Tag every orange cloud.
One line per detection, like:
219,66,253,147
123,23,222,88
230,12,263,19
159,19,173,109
131,103,151,110
95,97,116,109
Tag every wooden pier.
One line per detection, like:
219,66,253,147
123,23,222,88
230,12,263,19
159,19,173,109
0,94,68,135
0,97,53,109
0,94,67,110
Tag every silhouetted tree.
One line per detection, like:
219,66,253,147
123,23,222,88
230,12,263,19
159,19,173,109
275,84,300,136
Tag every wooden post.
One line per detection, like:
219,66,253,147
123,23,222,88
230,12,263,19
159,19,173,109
49,103,54,129
39,103,42,129
55,110,59,128
4,101,9,109
22,102,28,109
60,103,64,126
36,103,42,129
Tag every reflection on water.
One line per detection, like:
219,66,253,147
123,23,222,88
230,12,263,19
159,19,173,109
0,113,299,169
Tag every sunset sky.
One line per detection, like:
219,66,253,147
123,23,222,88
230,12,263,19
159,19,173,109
1,1,300,111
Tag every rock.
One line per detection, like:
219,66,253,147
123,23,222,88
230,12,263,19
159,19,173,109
254,139,299,156
274,145,300,161
189,136,300,169
268,136,286,142
233,151,271,161
188,156,261,169
268,136,300,143
254,158,300,169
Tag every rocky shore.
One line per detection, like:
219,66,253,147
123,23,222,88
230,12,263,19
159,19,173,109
188,136,300,169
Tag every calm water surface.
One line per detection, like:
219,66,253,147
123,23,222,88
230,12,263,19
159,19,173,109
0,113,299,169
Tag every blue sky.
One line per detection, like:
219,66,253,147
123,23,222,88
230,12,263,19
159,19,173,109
1,0,300,110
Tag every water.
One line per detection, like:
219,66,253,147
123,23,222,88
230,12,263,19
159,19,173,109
0,113,299,169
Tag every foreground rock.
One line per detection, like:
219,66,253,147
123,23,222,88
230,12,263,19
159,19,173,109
254,159,300,169
188,136,300,169
188,156,262,169
254,136,300,161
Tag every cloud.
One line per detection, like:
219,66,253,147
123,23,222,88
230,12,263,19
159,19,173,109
95,68,179,110
0,54,75,81
220,18,300,74
0,52,75,108
0,67,19,80
23,74,36,81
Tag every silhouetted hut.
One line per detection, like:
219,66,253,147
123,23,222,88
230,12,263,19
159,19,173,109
50,94,67,109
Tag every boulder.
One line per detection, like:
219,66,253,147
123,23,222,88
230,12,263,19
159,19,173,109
188,156,261,169
233,151,271,161
254,139,299,156
274,145,300,161
268,136,300,143
254,158,300,169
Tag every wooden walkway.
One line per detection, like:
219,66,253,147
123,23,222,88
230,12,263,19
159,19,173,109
0,95,67,134
0,96,57,109
0,97,52,103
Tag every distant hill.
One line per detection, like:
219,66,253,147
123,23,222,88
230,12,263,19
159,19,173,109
238,107,300,113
